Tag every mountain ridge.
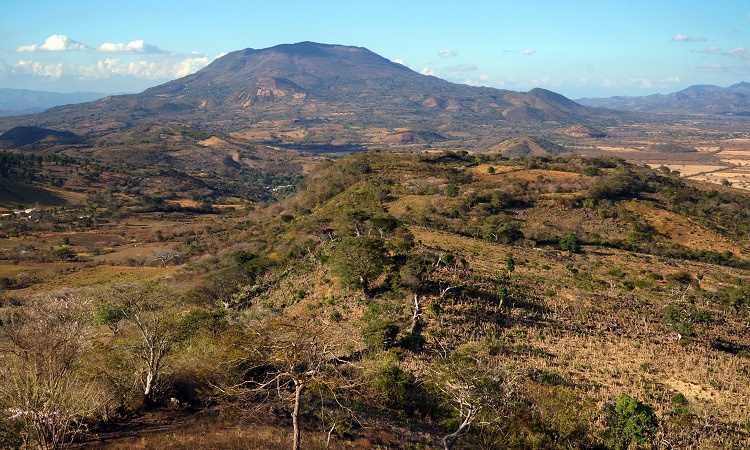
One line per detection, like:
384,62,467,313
0,88,112,117
576,82,750,115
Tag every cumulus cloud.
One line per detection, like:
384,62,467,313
661,76,682,84
96,40,164,54
523,49,537,55
671,34,708,42
701,45,750,59
438,49,457,58
421,67,439,77
727,47,750,59
393,59,408,66
11,55,210,81
696,63,730,73
16,34,90,52
16,35,166,54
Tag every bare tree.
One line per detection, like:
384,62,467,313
429,342,519,450
148,248,181,267
90,282,183,405
0,292,106,449
218,318,358,450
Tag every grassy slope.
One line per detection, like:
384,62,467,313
172,151,748,448
5,151,750,449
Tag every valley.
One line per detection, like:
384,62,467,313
1,42,750,449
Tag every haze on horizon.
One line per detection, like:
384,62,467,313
2,0,749,99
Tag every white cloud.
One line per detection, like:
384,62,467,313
11,55,211,81
523,49,537,55
438,49,457,58
421,67,439,77
16,35,167,54
671,34,708,42
479,73,491,81
696,63,730,73
700,45,750,59
661,76,681,84
16,34,90,52
393,59,408,66
14,60,68,78
599,77,655,89
727,47,750,59
531,76,564,88
96,40,164,54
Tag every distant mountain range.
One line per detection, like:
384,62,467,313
0,42,598,138
0,89,111,117
576,82,750,115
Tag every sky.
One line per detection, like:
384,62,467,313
1,0,749,99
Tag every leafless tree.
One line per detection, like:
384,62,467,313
217,318,359,450
148,248,181,267
0,292,106,449
429,342,520,450
89,282,183,405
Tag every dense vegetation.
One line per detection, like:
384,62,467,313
1,151,750,449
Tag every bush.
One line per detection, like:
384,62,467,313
361,319,400,352
370,362,422,413
444,184,460,197
606,395,658,450
559,234,580,253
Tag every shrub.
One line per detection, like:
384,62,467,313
444,184,460,198
361,319,400,352
605,395,658,450
559,234,580,253
370,362,423,414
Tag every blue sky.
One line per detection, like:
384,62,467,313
1,0,749,98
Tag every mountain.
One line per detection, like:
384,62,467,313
576,82,750,115
0,42,596,140
0,88,111,117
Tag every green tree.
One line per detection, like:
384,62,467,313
606,395,658,450
330,236,387,296
559,234,580,253
53,248,76,262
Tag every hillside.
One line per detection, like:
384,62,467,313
1,151,750,449
577,82,750,115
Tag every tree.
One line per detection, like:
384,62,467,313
219,318,357,450
606,395,658,450
330,236,387,296
90,282,184,405
148,248,181,267
53,247,76,262
430,342,519,450
559,234,580,253
505,255,515,276
0,293,106,449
